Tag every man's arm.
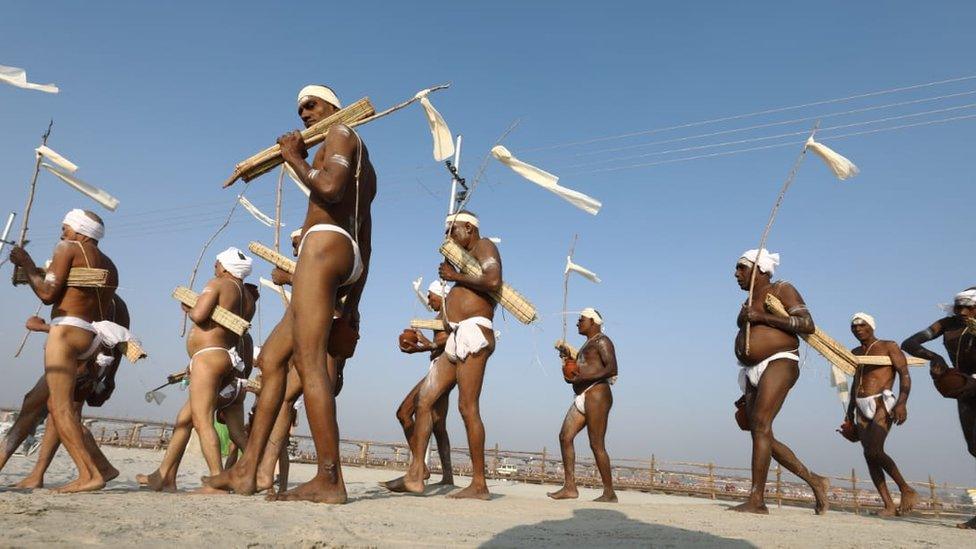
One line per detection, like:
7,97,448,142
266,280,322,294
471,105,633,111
749,283,815,335
271,267,293,287
25,316,50,333
10,242,72,305
575,337,618,382
279,125,358,204
887,341,910,424
901,320,949,374
184,280,221,325
440,240,503,294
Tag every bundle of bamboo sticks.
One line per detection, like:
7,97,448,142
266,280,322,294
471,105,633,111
245,377,262,394
122,340,147,363
13,267,109,287
764,294,925,375
223,98,375,187
249,241,296,274
410,318,447,331
172,286,250,336
438,239,538,325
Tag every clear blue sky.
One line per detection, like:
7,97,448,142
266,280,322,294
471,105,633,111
2,2,974,485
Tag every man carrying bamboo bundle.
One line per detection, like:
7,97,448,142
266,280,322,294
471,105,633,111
384,211,499,499
0,295,131,488
549,308,618,502
205,84,375,504
176,247,256,489
732,249,829,514
844,313,917,516
902,288,976,529
382,280,455,488
7,209,120,493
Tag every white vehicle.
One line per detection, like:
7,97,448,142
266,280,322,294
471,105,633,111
497,464,518,476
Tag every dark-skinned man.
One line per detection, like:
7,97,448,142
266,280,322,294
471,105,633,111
8,209,119,493
846,312,917,516
206,84,375,504
732,248,829,515
902,287,976,529
384,211,499,500
549,308,618,502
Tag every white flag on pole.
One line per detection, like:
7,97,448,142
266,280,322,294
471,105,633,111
0,64,58,94
41,163,119,211
238,196,281,228
415,88,454,161
565,257,601,283
805,137,859,180
491,145,602,215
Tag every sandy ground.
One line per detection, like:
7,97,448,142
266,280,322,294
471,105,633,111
0,446,972,548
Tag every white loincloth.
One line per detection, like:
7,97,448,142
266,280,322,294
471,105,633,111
573,376,618,415
50,317,134,361
50,316,100,359
190,346,245,374
445,317,493,362
738,350,800,393
217,378,248,410
856,389,896,421
297,224,364,287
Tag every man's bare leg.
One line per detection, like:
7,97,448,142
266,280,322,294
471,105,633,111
384,358,457,493
0,376,49,475
955,397,976,529
584,385,617,502
448,345,492,500
203,315,293,494
431,391,454,485
138,401,191,492
13,415,59,489
44,326,104,493
383,380,431,484
256,367,302,492
731,360,828,514
547,406,585,500
188,353,230,477
83,424,118,482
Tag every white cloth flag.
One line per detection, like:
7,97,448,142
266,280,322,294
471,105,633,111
238,196,281,228
259,277,292,300
829,365,850,408
35,145,78,173
805,137,859,180
284,163,311,197
412,276,434,311
490,146,602,215
415,88,454,161
0,64,58,94
565,257,601,283
41,163,119,211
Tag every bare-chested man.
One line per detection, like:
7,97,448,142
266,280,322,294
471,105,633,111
549,308,618,502
381,279,454,488
846,312,917,516
7,209,119,493
902,287,976,529
384,211,500,500
175,247,256,489
205,84,375,503
0,295,131,488
732,248,829,514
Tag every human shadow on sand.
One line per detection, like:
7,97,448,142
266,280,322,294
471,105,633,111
482,508,755,548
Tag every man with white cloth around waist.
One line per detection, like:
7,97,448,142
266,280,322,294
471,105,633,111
732,248,829,515
8,208,120,494
845,312,917,516
550,308,618,503
384,210,500,500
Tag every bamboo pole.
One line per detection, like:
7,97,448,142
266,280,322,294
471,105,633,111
851,468,860,515
14,120,53,253
744,122,819,354
775,464,783,508
708,462,716,499
13,304,43,357
272,166,289,308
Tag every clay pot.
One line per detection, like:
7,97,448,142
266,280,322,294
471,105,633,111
398,329,419,348
837,419,859,442
328,317,360,359
934,368,973,399
734,396,750,431
562,358,579,382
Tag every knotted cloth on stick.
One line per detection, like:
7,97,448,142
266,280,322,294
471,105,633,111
565,257,601,283
411,277,433,311
238,195,280,227
0,64,58,94
415,88,454,161
44,164,119,211
490,146,602,215
259,277,292,300
805,137,859,180
35,145,77,173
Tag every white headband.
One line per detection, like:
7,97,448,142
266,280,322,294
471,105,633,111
445,212,479,228
851,312,876,330
427,280,450,298
62,209,104,240
216,247,253,279
297,85,341,109
580,307,603,325
289,229,303,239
955,289,976,307
738,248,780,275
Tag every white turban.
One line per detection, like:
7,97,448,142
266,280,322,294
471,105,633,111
216,247,253,279
445,212,479,228
289,229,303,239
955,289,976,307
580,307,603,325
297,85,341,109
62,209,104,240
427,280,450,298
738,248,780,275
851,312,876,330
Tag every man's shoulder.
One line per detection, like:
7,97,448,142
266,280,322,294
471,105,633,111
474,238,499,255
326,123,359,145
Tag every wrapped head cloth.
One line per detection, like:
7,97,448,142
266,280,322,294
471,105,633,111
297,85,341,109
851,312,876,330
428,280,450,298
955,289,976,308
580,308,604,326
216,247,253,279
63,209,104,240
738,248,780,275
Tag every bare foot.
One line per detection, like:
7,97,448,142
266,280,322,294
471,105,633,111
956,516,976,529
136,473,151,486
99,464,119,484
12,476,43,489
255,471,274,493
811,474,830,515
201,465,255,495
142,471,177,493
876,506,898,517
547,486,579,500
424,465,431,480
269,473,347,504
432,478,455,487
190,486,231,495
379,475,424,494
898,488,918,516
447,484,490,500
593,491,618,503
729,501,769,514
54,475,105,494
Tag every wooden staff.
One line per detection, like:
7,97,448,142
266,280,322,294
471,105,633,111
12,120,53,286
13,304,43,358
744,122,819,355
562,234,579,342
272,166,289,308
